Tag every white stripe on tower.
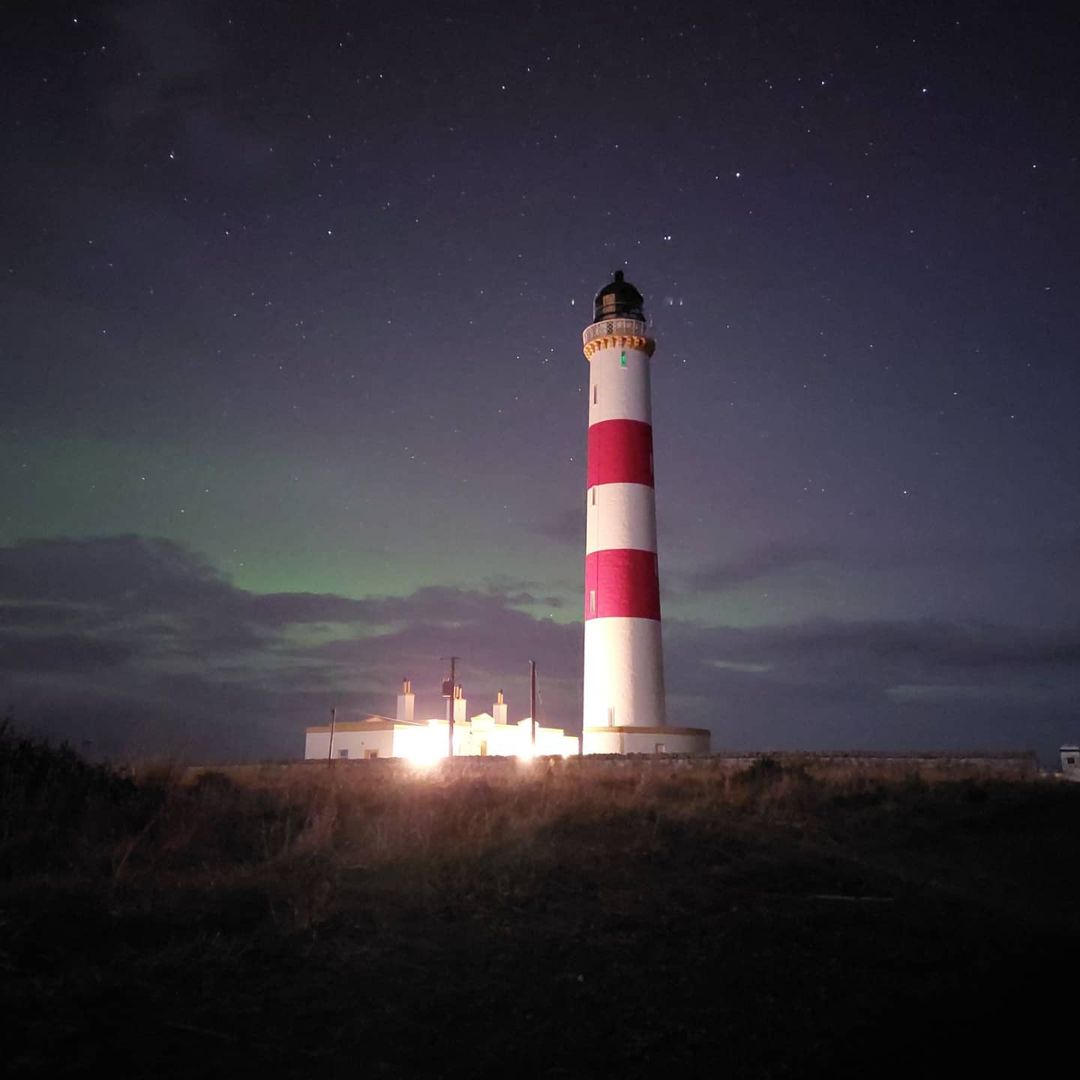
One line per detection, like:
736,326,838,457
582,271,666,741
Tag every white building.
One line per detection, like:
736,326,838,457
1061,745,1080,781
304,681,578,762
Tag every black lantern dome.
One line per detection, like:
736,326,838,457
593,270,645,323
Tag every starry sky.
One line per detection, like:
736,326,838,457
2,0,1078,762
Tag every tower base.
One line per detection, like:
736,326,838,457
582,725,711,755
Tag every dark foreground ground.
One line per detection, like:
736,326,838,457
2,734,1077,1078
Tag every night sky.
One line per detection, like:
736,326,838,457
3,1,1078,762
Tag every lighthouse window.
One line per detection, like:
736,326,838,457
592,384,597,404
591,488,596,506
620,350,627,367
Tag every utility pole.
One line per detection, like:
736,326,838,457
441,656,459,759
326,706,337,763
530,659,537,755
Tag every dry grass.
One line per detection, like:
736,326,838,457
0,733,1056,930
2,729,1077,1078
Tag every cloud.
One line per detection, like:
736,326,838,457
3,536,1078,764
689,543,833,590
0,634,136,674
0,535,223,607
667,617,1080,686
244,591,379,627
662,616,1080,760
686,530,1080,596
0,535,582,760
884,683,1056,705
708,659,773,673
535,505,582,546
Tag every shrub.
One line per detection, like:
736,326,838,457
0,721,142,876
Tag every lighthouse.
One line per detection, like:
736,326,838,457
581,271,710,756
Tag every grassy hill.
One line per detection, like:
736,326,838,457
2,728,1076,1077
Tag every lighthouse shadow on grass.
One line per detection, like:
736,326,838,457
2,728,1077,1078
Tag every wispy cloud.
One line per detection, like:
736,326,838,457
4,536,1078,762
0,535,581,759
686,532,1080,593
688,543,833,590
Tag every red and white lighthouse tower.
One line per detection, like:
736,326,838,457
581,271,710,755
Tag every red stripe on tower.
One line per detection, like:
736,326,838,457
586,420,654,489
584,549,661,620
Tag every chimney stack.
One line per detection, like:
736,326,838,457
397,677,415,725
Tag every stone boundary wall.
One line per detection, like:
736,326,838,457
206,749,1041,780
564,751,1040,777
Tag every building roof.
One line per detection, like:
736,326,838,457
306,714,421,734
